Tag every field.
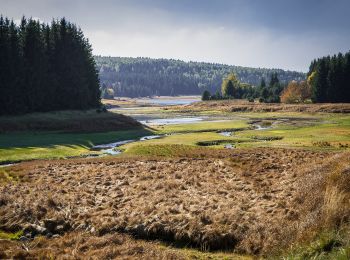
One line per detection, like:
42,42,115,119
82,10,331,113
177,100,350,113
0,101,350,259
0,110,151,164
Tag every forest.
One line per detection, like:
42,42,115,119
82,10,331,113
0,16,100,115
308,51,350,103
95,56,305,98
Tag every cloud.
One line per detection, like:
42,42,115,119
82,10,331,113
2,0,350,71
87,23,348,72
14,16,44,25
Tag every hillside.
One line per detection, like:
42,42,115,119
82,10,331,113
95,56,305,97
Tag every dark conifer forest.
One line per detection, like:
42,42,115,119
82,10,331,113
308,51,350,103
0,16,100,115
95,56,305,98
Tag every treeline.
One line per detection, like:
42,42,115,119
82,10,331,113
95,56,304,97
308,51,350,103
0,16,100,115
202,73,285,103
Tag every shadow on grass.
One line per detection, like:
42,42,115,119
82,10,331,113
0,126,153,163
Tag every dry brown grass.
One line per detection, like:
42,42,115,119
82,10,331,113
178,100,350,113
0,232,186,259
277,152,350,249
1,148,344,258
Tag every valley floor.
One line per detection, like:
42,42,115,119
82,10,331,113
0,100,350,259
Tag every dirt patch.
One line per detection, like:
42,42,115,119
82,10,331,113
178,100,350,113
0,148,341,256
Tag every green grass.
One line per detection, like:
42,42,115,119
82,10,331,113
0,230,23,240
1,109,349,162
124,144,211,157
281,231,350,260
233,115,350,150
121,114,350,157
154,120,248,134
0,129,152,163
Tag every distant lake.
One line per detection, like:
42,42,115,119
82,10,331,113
135,96,201,106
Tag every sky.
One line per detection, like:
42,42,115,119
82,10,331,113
1,0,349,72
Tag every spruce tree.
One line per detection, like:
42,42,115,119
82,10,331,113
0,16,101,115
312,59,328,103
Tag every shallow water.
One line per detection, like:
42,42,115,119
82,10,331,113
219,131,233,137
224,144,235,149
136,98,200,106
140,117,204,125
139,135,162,141
101,148,122,155
92,140,134,149
254,124,272,130
91,135,163,156
0,163,15,168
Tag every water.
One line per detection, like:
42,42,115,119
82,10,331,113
92,140,134,150
219,131,233,137
254,124,272,131
224,144,235,149
91,135,163,156
140,117,204,125
136,97,200,106
101,148,122,155
139,135,162,141
0,163,15,168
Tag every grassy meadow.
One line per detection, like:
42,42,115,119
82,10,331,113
120,112,350,157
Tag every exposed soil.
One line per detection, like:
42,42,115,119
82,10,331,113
178,100,350,113
1,148,346,258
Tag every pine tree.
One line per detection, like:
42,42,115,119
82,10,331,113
0,16,101,115
312,59,328,103
260,78,266,88
22,19,47,112
0,16,10,114
201,90,211,101
8,20,24,113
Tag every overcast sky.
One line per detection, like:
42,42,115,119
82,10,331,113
1,0,349,71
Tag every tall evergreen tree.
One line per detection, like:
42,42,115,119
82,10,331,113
0,16,101,115
0,16,11,114
312,59,328,102
22,19,48,112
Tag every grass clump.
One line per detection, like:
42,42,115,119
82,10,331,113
155,120,248,134
0,230,23,240
0,168,19,184
283,231,350,260
123,143,212,157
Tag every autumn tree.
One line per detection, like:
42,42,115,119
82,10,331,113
221,73,239,97
280,81,311,103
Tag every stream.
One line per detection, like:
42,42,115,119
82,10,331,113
91,135,164,155
92,122,272,156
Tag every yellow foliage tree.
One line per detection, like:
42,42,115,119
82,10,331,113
280,81,311,103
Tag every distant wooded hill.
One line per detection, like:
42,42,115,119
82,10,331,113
95,56,305,97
